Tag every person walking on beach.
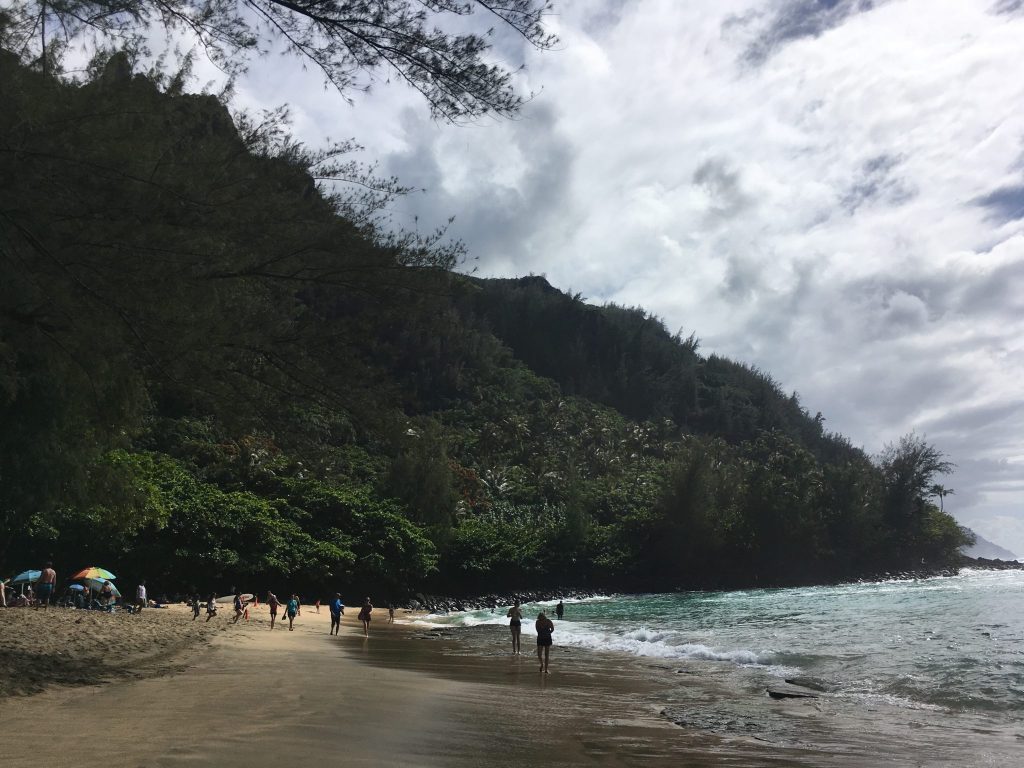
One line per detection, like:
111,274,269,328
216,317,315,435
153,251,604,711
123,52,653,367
232,590,245,623
37,562,56,609
329,593,343,635
286,594,299,631
536,611,554,673
314,599,321,614
135,581,147,613
206,593,218,621
507,602,523,655
190,594,201,620
267,591,280,630
358,597,372,637
388,603,395,624
555,600,564,620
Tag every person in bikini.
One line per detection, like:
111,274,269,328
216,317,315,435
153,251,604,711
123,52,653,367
535,611,554,673
507,601,523,655
358,597,372,637
267,591,280,630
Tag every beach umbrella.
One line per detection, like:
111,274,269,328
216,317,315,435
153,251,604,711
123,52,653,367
84,577,121,597
68,584,86,592
71,566,116,581
11,570,41,584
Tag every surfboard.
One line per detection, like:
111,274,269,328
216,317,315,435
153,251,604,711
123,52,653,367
215,593,254,604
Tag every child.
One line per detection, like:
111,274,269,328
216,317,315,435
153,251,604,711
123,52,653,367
206,593,218,621
191,594,201,620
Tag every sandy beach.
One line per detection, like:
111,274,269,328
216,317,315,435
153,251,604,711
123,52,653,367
0,603,803,767
2,603,1010,767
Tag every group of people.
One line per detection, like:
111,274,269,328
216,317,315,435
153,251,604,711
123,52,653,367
1,563,153,614
204,590,394,637
507,600,564,673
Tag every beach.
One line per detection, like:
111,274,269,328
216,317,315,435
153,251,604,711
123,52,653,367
0,603,803,767
1,597,1019,767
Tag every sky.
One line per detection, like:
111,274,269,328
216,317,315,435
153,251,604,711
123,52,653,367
185,0,1024,556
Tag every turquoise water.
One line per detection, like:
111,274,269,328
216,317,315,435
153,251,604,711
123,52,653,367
418,569,1024,725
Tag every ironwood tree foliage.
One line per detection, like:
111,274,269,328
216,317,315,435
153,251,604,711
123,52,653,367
1,0,556,119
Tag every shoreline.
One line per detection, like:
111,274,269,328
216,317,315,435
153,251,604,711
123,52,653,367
0,602,813,767
3,589,1021,767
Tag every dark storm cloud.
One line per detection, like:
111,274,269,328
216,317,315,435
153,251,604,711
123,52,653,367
734,0,889,66
992,0,1024,16
974,183,1024,223
693,158,752,219
840,154,915,214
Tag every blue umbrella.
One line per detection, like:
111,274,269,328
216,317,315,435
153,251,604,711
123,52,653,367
69,584,86,592
11,570,41,584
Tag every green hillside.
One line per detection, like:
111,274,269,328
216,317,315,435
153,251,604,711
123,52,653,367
0,54,968,598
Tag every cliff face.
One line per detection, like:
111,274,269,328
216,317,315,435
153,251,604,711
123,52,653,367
961,530,1019,561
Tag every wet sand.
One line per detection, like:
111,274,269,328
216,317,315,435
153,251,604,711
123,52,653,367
2,606,1016,766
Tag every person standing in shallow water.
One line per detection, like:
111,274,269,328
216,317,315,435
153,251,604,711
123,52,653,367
358,597,372,637
507,602,523,655
536,611,554,673
555,600,564,620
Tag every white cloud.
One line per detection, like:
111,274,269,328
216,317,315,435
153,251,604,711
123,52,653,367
166,0,1024,554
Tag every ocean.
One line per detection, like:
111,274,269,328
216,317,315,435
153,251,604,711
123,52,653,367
413,569,1024,764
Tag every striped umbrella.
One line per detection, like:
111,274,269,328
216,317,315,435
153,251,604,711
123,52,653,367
71,566,116,581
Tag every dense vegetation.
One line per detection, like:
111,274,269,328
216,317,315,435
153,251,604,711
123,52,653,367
0,53,969,600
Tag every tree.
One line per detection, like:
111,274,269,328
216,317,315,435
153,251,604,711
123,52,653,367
1,0,557,120
929,484,954,513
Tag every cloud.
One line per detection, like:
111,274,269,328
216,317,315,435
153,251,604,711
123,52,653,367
730,0,891,66
974,183,1024,223
171,0,1024,558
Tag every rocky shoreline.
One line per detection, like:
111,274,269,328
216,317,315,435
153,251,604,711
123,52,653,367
406,588,597,614
405,557,1022,613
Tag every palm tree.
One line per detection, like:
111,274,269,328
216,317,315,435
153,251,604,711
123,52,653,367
930,484,954,513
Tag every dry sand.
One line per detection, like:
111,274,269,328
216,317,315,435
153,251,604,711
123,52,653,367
0,604,830,767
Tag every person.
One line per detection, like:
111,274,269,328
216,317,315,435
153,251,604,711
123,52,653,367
555,600,564,620
0,579,7,608
100,581,114,608
232,591,244,623
388,603,395,624
206,593,218,621
190,594,201,620
358,597,372,637
507,601,523,655
286,594,299,631
329,593,343,635
37,562,56,609
535,611,554,673
314,599,321,614
135,581,147,613
267,591,280,630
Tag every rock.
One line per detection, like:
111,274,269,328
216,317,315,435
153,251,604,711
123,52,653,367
767,687,818,700
784,677,829,692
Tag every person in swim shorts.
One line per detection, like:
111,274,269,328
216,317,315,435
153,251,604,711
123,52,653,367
37,562,56,609
286,594,299,631
329,593,343,635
